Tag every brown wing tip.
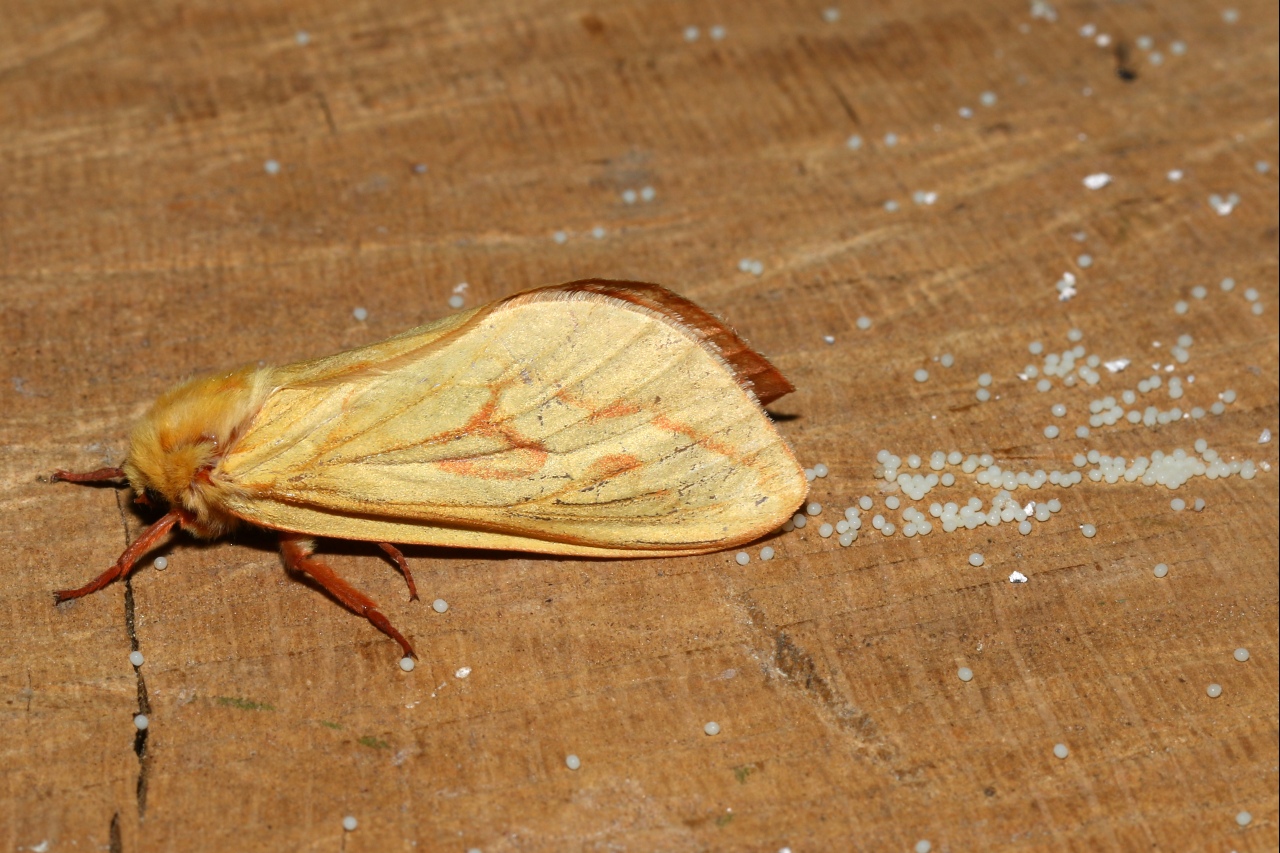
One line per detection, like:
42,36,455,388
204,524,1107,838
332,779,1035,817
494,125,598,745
524,279,795,406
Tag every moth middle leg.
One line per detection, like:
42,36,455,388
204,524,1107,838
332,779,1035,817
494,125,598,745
279,535,416,658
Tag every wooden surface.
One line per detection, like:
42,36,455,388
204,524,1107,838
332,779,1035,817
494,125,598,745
2,1,1277,850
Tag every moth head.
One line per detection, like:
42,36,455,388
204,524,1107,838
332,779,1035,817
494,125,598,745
123,367,262,537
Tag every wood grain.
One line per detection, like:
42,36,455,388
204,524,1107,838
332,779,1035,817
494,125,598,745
2,1,1276,850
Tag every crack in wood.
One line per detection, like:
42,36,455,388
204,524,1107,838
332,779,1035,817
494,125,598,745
108,812,122,853
114,491,153,820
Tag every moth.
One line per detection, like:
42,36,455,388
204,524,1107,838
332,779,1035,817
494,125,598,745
53,280,807,659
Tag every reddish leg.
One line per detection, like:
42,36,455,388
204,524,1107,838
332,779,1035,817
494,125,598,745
52,467,126,483
55,510,181,602
377,542,418,601
54,465,148,505
279,536,416,658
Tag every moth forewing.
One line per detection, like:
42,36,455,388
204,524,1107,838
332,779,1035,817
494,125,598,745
217,286,806,552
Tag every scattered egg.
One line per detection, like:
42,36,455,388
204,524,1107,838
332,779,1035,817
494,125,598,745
129,651,144,667
399,657,415,672
343,815,358,832
565,754,581,770
957,667,974,682
1053,743,1069,759
703,721,721,736
1205,683,1222,698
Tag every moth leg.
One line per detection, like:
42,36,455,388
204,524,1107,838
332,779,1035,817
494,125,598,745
376,543,418,601
279,536,416,658
55,510,182,602
52,467,127,483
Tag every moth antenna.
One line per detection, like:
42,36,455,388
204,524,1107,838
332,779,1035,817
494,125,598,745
52,467,127,484
377,542,419,601
54,510,182,602
279,536,416,659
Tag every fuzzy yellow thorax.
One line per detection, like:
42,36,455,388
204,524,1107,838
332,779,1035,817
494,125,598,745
123,366,268,537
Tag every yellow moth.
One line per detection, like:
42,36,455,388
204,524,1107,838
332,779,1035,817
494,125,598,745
53,280,807,659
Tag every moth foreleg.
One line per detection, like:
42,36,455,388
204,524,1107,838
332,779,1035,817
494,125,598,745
54,510,181,602
51,467,127,483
